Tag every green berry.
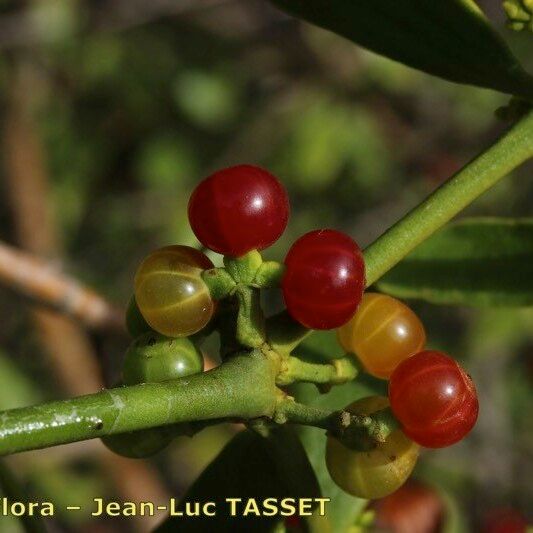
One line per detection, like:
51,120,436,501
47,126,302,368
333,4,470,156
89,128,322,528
122,332,204,385
102,426,175,458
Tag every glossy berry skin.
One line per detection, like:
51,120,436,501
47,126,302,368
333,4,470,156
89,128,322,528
326,396,419,499
134,245,214,337
389,351,479,448
188,165,290,257
337,293,426,379
282,229,365,330
104,332,204,458
123,332,204,385
102,426,175,459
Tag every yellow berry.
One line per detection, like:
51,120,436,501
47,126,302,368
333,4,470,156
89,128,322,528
134,245,215,337
326,396,419,499
337,293,425,379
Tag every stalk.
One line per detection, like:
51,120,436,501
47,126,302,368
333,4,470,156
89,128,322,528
364,111,533,285
0,352,277,456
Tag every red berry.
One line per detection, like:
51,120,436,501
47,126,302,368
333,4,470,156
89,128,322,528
188,165,289,257
483,508,528,533
284,515,302,529
282,229,365,330
373,480,443,533
389,351,478,448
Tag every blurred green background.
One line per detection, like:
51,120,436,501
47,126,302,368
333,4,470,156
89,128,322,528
0,0,531,532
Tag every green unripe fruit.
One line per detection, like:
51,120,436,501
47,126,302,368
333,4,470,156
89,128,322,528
125,295,153,338
109,307,205,459
102,426,175,459
122,332,204,385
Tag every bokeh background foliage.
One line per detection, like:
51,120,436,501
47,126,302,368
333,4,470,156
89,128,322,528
0,0,531,532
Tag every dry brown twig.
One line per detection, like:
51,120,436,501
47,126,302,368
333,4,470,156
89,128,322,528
2,59,170,532
0,240,125,333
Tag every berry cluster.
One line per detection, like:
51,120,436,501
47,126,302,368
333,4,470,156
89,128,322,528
337,293,479,447
131,164,366,337
330,293,479,497
108,164,479,501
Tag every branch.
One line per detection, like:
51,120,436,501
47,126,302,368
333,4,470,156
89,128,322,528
2,62,104,396
235,285,266,348
0,351,277,456
364,110,533,286
0,240,124,333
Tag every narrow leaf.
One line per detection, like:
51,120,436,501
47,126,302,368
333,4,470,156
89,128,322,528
0,461,46,533
296,380,383,532
269,0,533,99
294,332,386,531
156,427,320,532
377,218,533,306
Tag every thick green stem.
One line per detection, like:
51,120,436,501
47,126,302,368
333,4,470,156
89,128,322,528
364,110,533,286
0,352,277,456
224,250,263,284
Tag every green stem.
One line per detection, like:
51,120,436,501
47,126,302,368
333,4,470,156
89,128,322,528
224,250,263,284
202,268,236,300
275,400,398,451
0,352,277,456
364,110,533,286
276,355,358,386
274,399,335,429
235,285,266,348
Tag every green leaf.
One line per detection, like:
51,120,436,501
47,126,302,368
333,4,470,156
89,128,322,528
294,331,386,532
0,351,41,410
268,0,533,99
377,218,533,306
295,382,380,532
0,461,46,533
156,427,320,532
